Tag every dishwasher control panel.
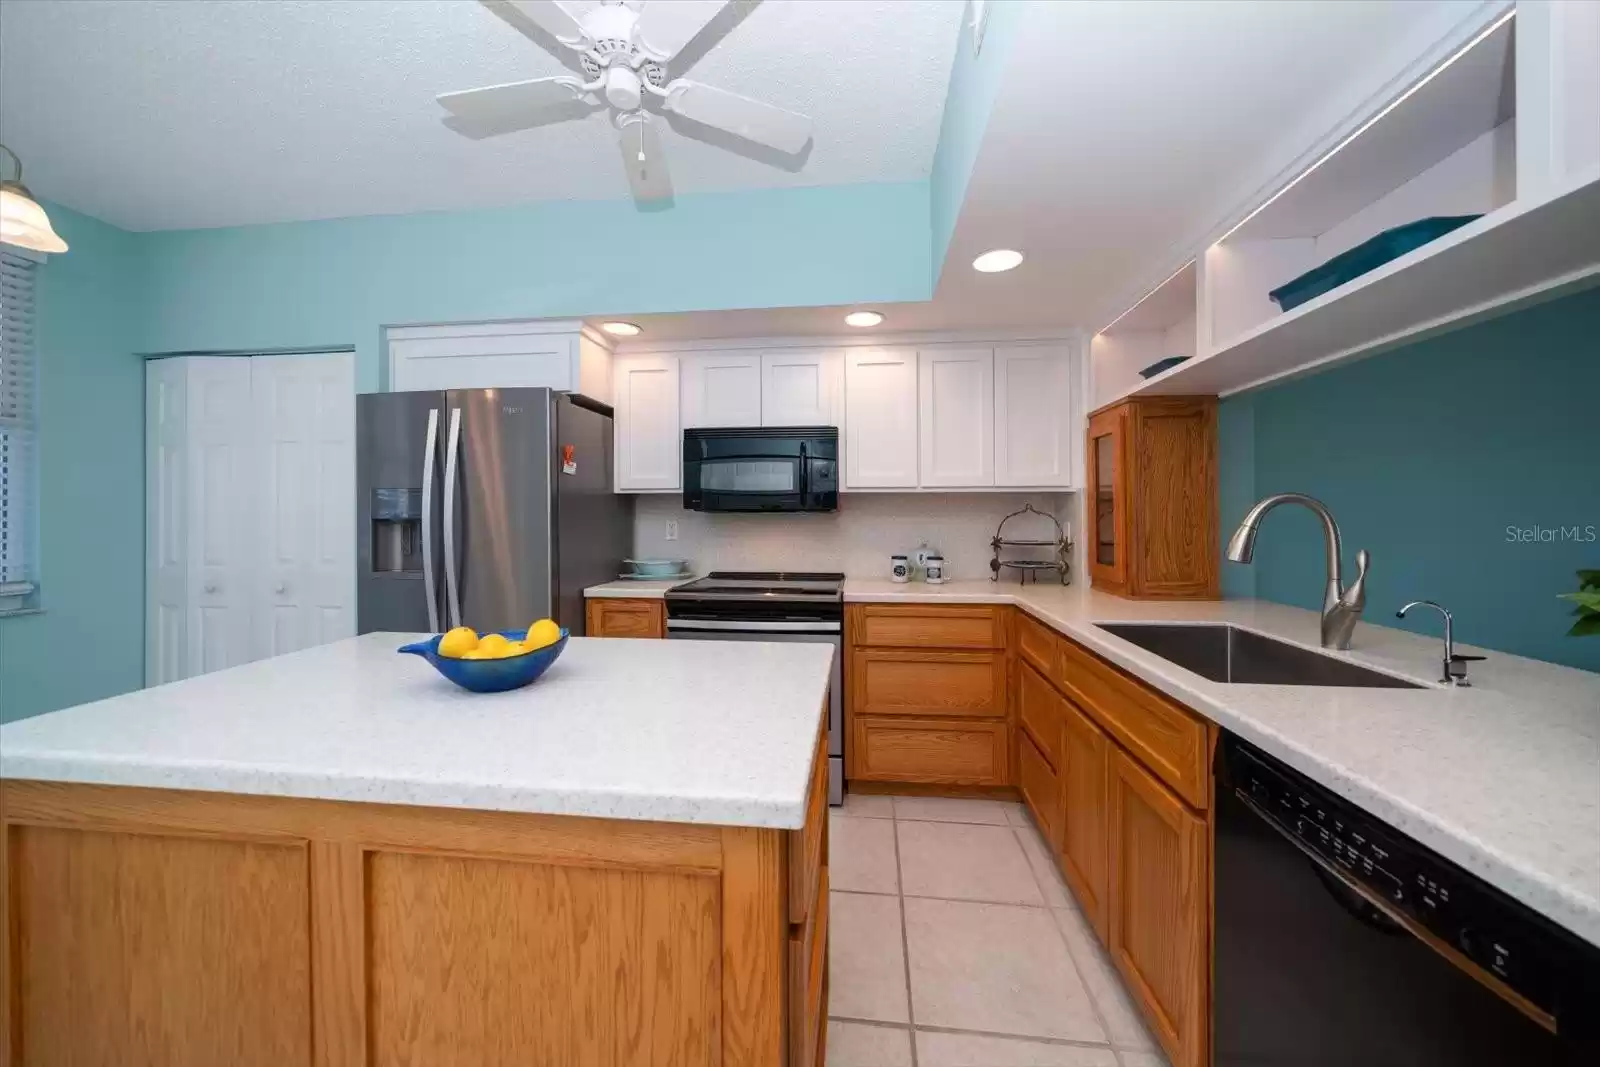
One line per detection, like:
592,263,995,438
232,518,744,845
1222,736,1599,1030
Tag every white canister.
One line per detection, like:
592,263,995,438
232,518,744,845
924,555,946,584
890,554,911,583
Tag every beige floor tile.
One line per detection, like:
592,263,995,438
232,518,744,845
840,791,897,818
917,1031,1119,1067
898,820,1043,905
831,813,900,894
830,891,911,1023
1117,1052,1171,1067
1005,803,1038,828
825,1021,913,1066
1013,821,1074,909
905,897,1105,1042
892,795,1013,824
1051,908,1157,1050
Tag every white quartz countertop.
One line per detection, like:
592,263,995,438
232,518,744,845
585,578,689,597
0,634,834,830
845,579,1600,947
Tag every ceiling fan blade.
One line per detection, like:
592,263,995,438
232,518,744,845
633,0,731,63
437,77,590,137
482,0,588,49
618,119,674,202
662,80,812,154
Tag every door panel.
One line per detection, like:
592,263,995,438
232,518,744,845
254,353,356,660
849,716,1008,785
850,649,1006,719
146,359,188,685
681,352,762,428
843,349,917,488
614,355,681,491
448,388,552,633
186,358,253,677
357,390,444,635
761,350,839,427
918,347,994,487
994,345,1073,486
1059,694,1111,938
1018,729,1060,843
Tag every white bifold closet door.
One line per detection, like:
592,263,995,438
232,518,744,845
145,352,354,685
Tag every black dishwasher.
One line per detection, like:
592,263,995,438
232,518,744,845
1215,733,1600,1066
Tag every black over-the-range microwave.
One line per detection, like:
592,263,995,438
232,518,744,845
682,426,839,512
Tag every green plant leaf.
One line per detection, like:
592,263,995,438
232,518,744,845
1558,591,1600,613
1580,569,1600,591
1568,614,1600,637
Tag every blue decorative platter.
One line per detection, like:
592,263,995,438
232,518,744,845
398,629,569,693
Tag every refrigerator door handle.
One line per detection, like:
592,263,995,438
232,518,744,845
420,408,441,633
442,407,463,629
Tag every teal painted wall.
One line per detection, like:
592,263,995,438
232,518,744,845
0,205,144,722
139,181,932,391
1218,288,1600,673
929,0,1026,281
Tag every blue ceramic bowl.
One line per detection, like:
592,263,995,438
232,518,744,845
398,629,569,693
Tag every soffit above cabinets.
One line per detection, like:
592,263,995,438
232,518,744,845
0,0,964,230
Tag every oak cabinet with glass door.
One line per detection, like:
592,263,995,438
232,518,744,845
1086,397,1219,599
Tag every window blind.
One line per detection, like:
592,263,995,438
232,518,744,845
0,249,38,597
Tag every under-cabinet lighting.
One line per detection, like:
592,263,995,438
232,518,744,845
601,321,642,337
844,311,884,327
1215,8,1516,246
1097,259,1196,336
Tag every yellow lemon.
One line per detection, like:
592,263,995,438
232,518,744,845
437,626,479,659
499,641,529,658
525,618,562,650
459,648,493,660
477,633,512,657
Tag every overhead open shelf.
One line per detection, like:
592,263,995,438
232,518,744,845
1133,173,1600,399
1089,261,1196,409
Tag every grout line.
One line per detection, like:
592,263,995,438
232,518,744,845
909,1021,1119,1050
891,806,921,1067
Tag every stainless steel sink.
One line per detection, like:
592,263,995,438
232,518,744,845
1095,623,1424,689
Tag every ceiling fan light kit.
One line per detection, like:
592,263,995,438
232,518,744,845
441,0,815,204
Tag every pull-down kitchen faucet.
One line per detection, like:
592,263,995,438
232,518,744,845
1226,493,1369,650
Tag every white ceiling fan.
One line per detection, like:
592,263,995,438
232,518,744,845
438,0,813,203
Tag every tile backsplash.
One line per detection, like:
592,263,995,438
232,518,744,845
632,493,1079,582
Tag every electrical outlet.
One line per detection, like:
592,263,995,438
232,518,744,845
665,519,679,542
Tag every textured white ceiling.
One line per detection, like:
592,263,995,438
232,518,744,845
0,0,964,231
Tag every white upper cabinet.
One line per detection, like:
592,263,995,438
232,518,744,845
387,320,612,401
761,349,840,427
680,351,763,428
844,348,919,489
614,354,681,491
994,344,1075,487
918,347,995,488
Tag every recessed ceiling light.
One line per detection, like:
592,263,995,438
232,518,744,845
600,321,641,337
844,311,884,327
972,248,1024,273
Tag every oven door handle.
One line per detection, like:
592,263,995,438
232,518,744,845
667,618,841,633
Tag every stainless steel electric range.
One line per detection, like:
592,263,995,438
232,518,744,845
664,571,845,805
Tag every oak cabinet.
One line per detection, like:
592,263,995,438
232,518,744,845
1016,660,1064,767
1108,747,1209,1067
850,650,1007,720
1058,691,1112,939
585,597,665,638
849,716,1009,786
1087,396,1218,599
1017,727,1060,843
849,603,1006,649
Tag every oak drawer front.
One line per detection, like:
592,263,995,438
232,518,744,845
848,603,1005,649
788,717,828,927
789,870,829,1067
1016,660,1064,769
1015,610,1059,676
851,649,1006,719
849,717,1008,785
1017,729,1060,845
584,598,663,639
1055,636,1208,810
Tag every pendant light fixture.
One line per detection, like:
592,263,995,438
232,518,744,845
0,145,68,254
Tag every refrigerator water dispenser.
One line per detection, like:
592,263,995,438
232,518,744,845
371,488,423,574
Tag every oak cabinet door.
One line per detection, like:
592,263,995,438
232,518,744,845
584,598,664,638
850,649,1007,719
1017,728,1060,844
849,716,1008,786
1107,748,1207,1067
1016,661,1063,768
1058,694,1111,938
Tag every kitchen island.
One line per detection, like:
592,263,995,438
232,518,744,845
0,634,834,1067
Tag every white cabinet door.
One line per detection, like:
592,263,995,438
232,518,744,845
388,322,579,392
994,345,1075,487
184,358,255,677
252,353,356,660
615,354,682,491
918,347,994,487
761,349,840,426
145,358,188,686
844,348,919,488
680,351,762,428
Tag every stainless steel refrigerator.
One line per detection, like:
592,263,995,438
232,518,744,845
357,388,632,636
